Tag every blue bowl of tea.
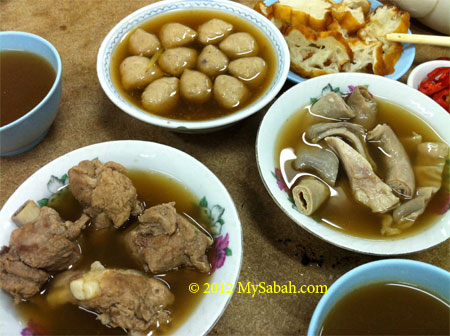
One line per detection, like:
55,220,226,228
308,259,450,335
0,31,62,156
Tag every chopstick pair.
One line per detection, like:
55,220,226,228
386,33,450,47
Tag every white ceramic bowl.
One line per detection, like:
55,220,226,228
0,141,242,335
256,73,450,255
407,60,450,89
97,0,290,133
308,259,450,335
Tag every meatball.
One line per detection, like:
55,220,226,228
219,32,259,59
128,28,161,57
159,22,197,49
180,70,212,104
228,57,267,88
120,56,164,90
197,45,228,77
141,77,179,113
198,19,233,45
158,47,197,76
214,75,249,109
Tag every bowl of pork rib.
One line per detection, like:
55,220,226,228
0,141,242,336
256,72,450,255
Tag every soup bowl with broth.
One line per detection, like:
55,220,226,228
0,31,62,156
308,259,450,335
256,73,450,255
0,140,242,335
97,0,290,133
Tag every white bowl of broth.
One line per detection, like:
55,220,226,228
308,259,450,335
0,31,61,156
97,0,290,133
0,141,242,335
256,73,450,255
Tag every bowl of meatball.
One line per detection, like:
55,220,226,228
0,140,242,335
97,0,290,133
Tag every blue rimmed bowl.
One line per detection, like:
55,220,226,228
0,31,62,156
96,0,290,133
308,259,450,335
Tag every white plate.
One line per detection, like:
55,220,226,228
0,140,243,336
287,0,416,83
256,73,450,255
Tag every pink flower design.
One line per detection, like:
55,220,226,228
274,168,289,193
211,233,230,272
21,320,47,336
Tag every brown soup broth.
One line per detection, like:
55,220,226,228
17,170,212,335
320,282,450,335
275,98,448,239
0,50,56,127
111,10,276,121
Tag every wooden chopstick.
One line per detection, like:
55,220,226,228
386,33,450,47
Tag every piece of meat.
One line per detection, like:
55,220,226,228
325,136,399,213
197,45,229,77
68,160,143,229
346,86,377,129
9,206,89,271
0,202,88,302
306,121,376,169
142,77,180,113
0,247,49,303
70,261,174,334
414,142,449,191
213,75,249,109
219,32,259,58
126,203,213,273
310,92,356,120
228,56,267,88
393,187,434,225
367,124,415,198
294,146,339,186
198,19,233,45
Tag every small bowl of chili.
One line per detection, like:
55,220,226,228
407,59,450,112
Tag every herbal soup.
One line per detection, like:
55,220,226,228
275,86,449,239
111,9,276,121
320,282,450,335
0,50,55,127
14,169,212,335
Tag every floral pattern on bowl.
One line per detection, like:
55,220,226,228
256,73,450,255
1,140,242,336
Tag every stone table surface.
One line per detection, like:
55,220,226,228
1,0,449,335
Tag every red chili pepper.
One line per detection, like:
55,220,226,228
418,67,450,95
432,88,449,111
426,67,449,81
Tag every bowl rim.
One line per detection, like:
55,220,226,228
256,72,450,256
407,59,450,89
96,0,290,131
0,31,62,131
0,140,243,336
307,259,450,336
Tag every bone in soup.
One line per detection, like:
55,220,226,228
0,163,214,335
111,9,276,120
276,85,449,239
